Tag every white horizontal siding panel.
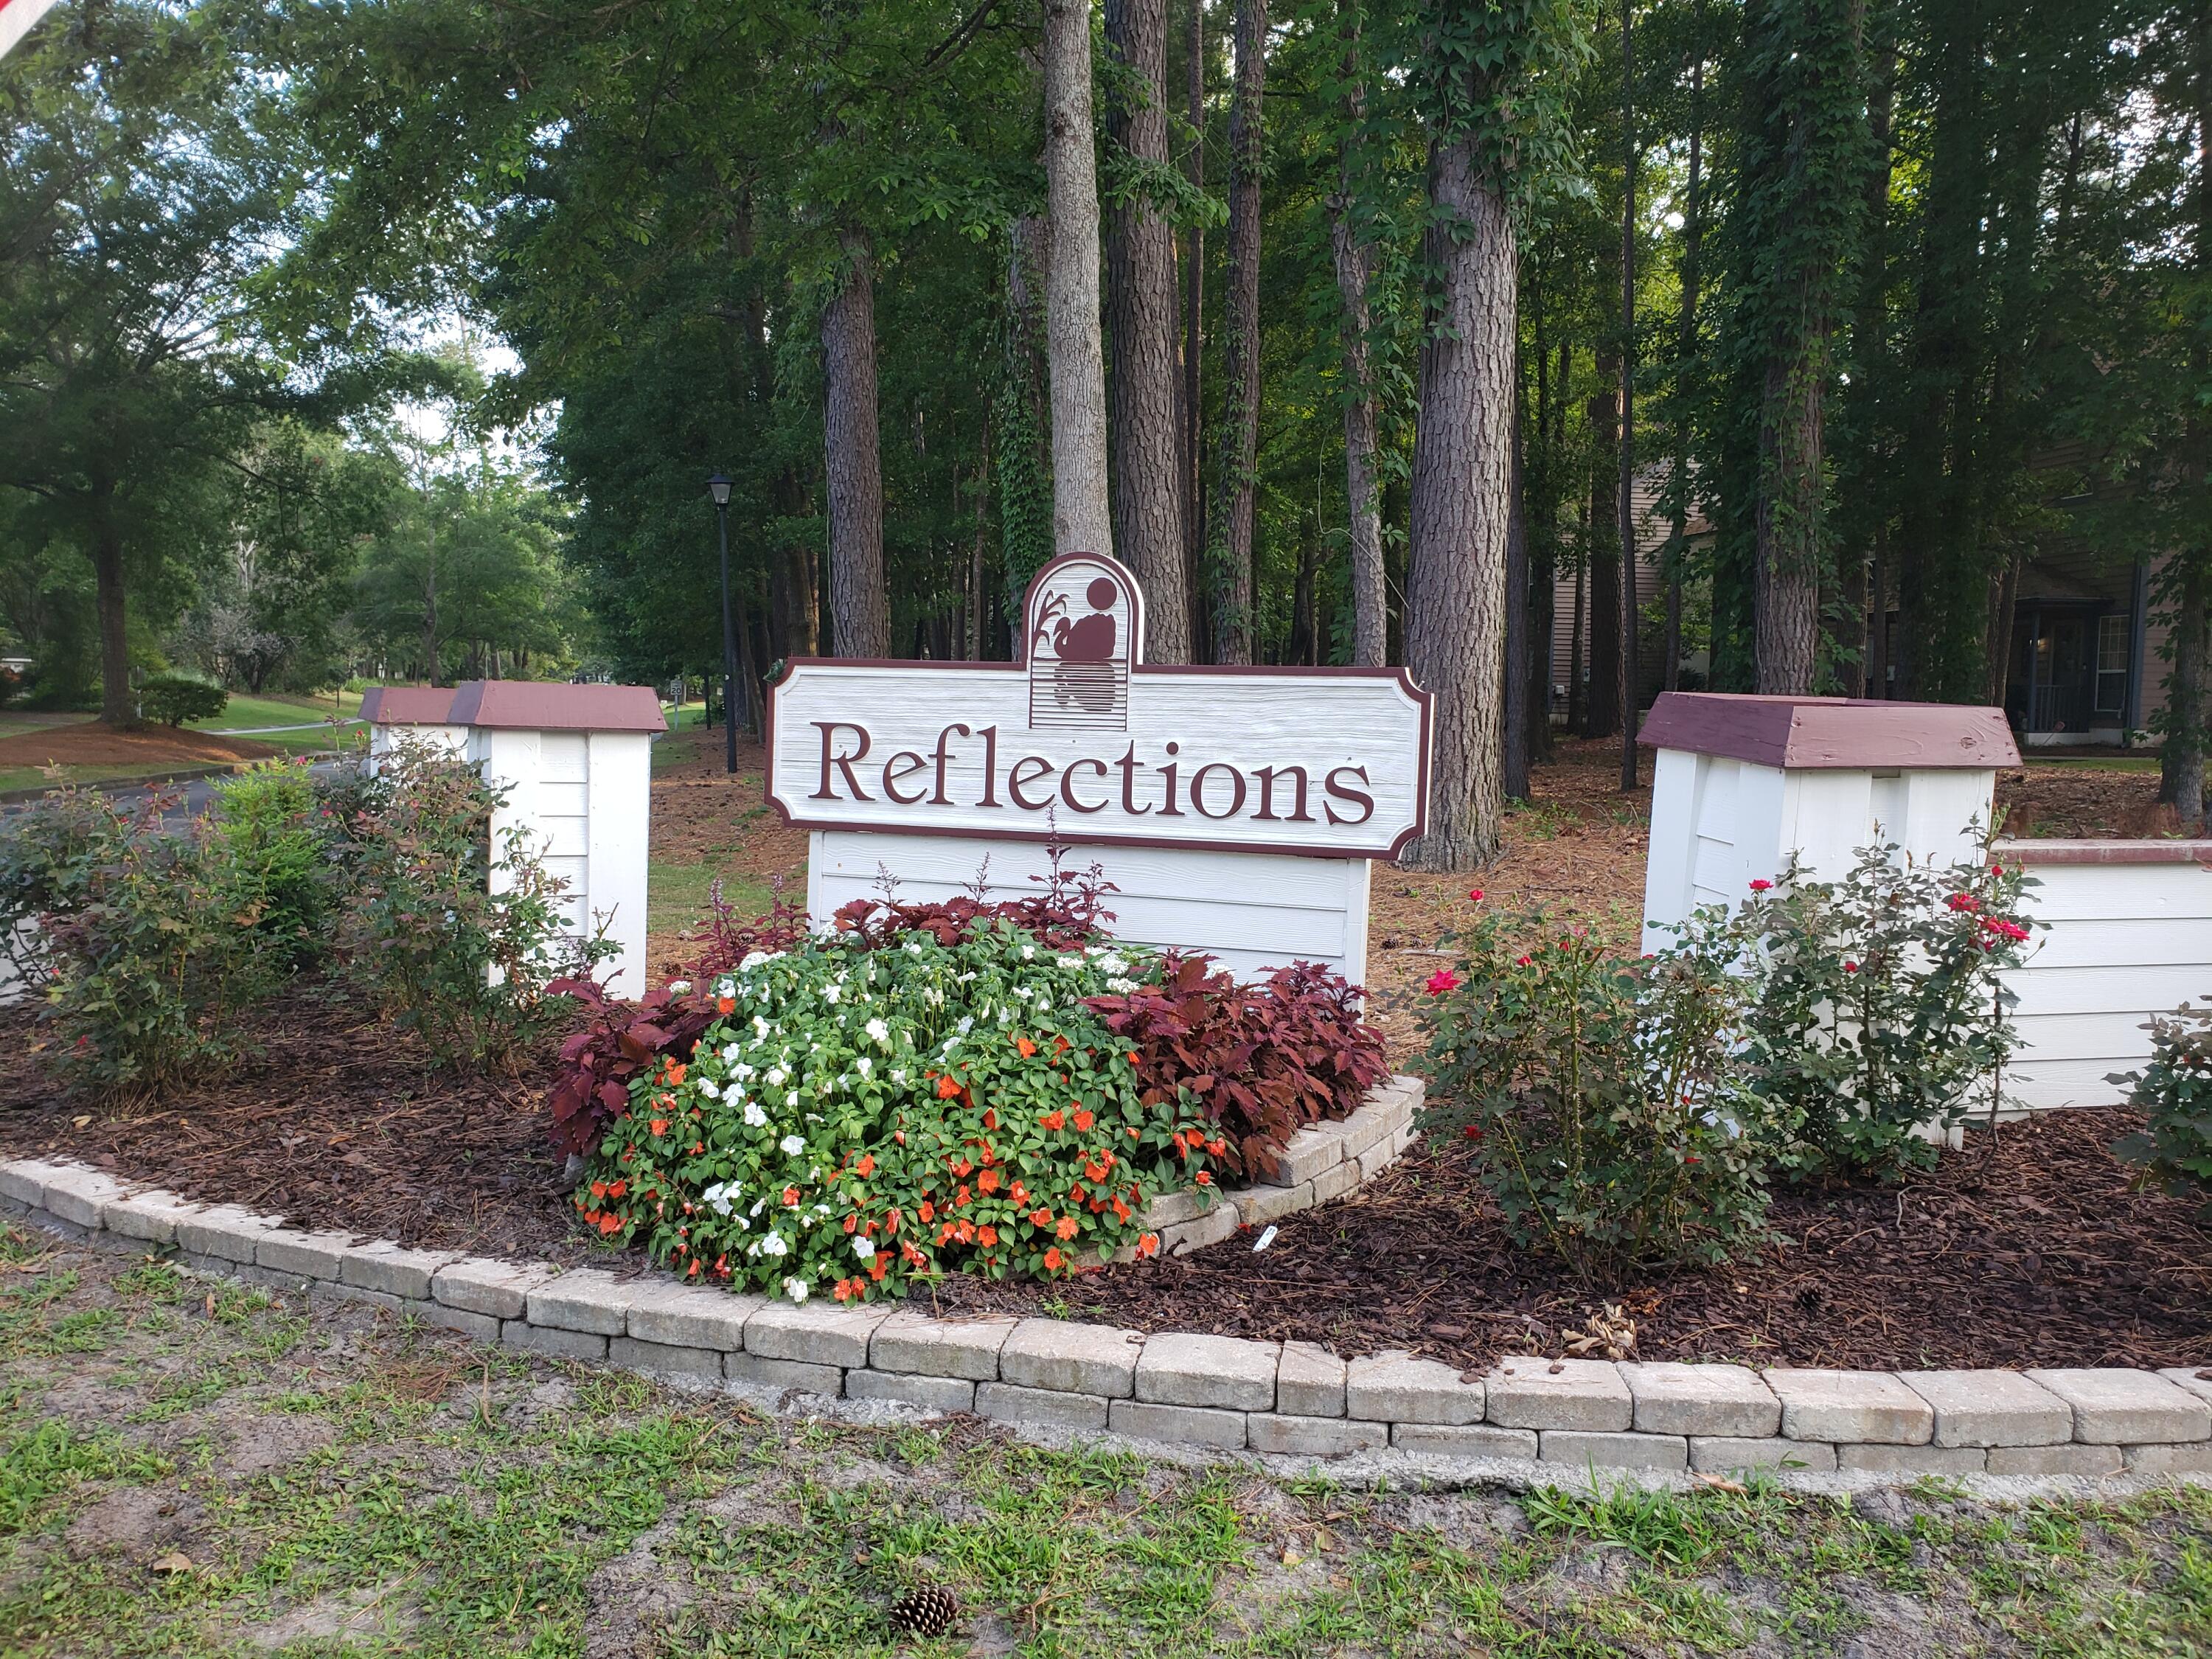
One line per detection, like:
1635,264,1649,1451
2004,964,2212,1020
2011,917,2212,971
809,830,1371,986
537,781,590,818
2012,862,2212,923
2007,1058,2140,1111
2003,1008,2169,1065
539,732,589,784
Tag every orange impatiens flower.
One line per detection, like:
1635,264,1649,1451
1136,1232,1161,1258
919,1200,935,1222
856,1153,875,1177
1016,1037,1037,1058
665,1063,686,1085
1073,1109,1094,1133
1031,1207,1053,1228
782,1186,801,1206
607,1179,627,1199
717,996,736,1015
936,1074,963,1100
598,1213,622,1236
833,1279,854,1302
1040,1110,1065,1131
1043,1247,1065,1271
978,1225,998,1247
978,1169,1000,1194
1054,1215,1079,1241
649,1119,668,1136
1111,1196,1132,1222
1194,1171,1214,1186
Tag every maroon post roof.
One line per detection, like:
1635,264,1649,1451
1637,692,2021,770
444,680,667,734
358,685,458,726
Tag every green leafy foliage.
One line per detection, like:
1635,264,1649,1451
27,790,278,1096
1735,844,2036,1178
581,925,1219,1301
209,762,331,964
1422,900,1788,1275
2112,1000,2212,1218
332,740,606,1070
136,673,228,728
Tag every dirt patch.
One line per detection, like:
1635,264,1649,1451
1996,763,2168,838
0,720,277,771
936,1106,2212,1374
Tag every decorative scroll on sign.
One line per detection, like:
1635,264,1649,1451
765,552,1433,862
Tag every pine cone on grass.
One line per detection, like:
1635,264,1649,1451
888,1584,959,1639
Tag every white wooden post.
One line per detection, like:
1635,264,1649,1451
1637,693,2019,952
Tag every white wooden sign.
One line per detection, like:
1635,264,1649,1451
767,552,1432,984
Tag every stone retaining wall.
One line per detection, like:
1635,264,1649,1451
8,1138,2211,1484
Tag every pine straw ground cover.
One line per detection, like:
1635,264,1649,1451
5,1231,2211,1659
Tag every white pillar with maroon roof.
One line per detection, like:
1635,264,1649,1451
1636,692,2020,955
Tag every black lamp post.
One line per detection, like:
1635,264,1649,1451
706,473,740,776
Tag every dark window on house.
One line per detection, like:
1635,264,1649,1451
2096,613,2128,715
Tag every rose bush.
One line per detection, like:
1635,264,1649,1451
577,922,1221,1301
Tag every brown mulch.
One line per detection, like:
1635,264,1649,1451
0,720,278,770
1996,762,2169,839
937,1109,2212,1374
0,990,606,1265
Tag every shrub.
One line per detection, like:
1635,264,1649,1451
580,923,1219,1300
2111,1000,2212,1218
209,763,330,964
0,787,128,983
1422,901,1788,1275
21,790,276,1095
335,742,605,1069
1085,955,1389,1180
139,673,227,728
1734,844,2035,1178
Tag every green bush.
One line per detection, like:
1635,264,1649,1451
335,740,605,1068
21,791,275,1096
1733,844,2035,1178
139,674,227,728
2112,1000,2212,1218
582,925,1220,1301
209,763,330,965
0,788,126,983
1421,901,1791,1275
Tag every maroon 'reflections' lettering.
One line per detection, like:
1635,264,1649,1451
807,718,1388,838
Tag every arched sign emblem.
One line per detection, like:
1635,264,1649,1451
1026,555,1140,731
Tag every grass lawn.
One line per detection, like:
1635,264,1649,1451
4,1228,2208,1657
649,858,773,946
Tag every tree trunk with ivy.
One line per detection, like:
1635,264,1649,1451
1208,0,1266,666
821,228,890,658
1105,0,1191,658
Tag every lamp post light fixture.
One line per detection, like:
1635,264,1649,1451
706,472,740,776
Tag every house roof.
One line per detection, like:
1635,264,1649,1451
445,680,667,734
358,686,459,726
1638,692,2021,770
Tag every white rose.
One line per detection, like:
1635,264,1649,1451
779,1133,805,1156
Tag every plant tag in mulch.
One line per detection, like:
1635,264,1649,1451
1251,1225,1278,1253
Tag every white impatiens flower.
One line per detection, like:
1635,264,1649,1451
721,1043,743,1062
667,979,692,995
853,1237,876,1261
865,1017,890,1048
1020,944,1036,960
715,978,736,999
779,1133,806,1156
1013,985,1033,1001
750,1197,767,1217
765,1065,787,1086
742,1101,768,1128
1098,953,1129,975
734,1061,755,1078
784,1276,810,1303
891,1068,908,1085
740,950,780,970
754,1017,771,1038
956,1015,975,1034
698,1078,722,1099
787,1090,804,1108
702,1183,734,1217
760,1233,788,1259
856,1057,872,1078
822,982,842,1004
